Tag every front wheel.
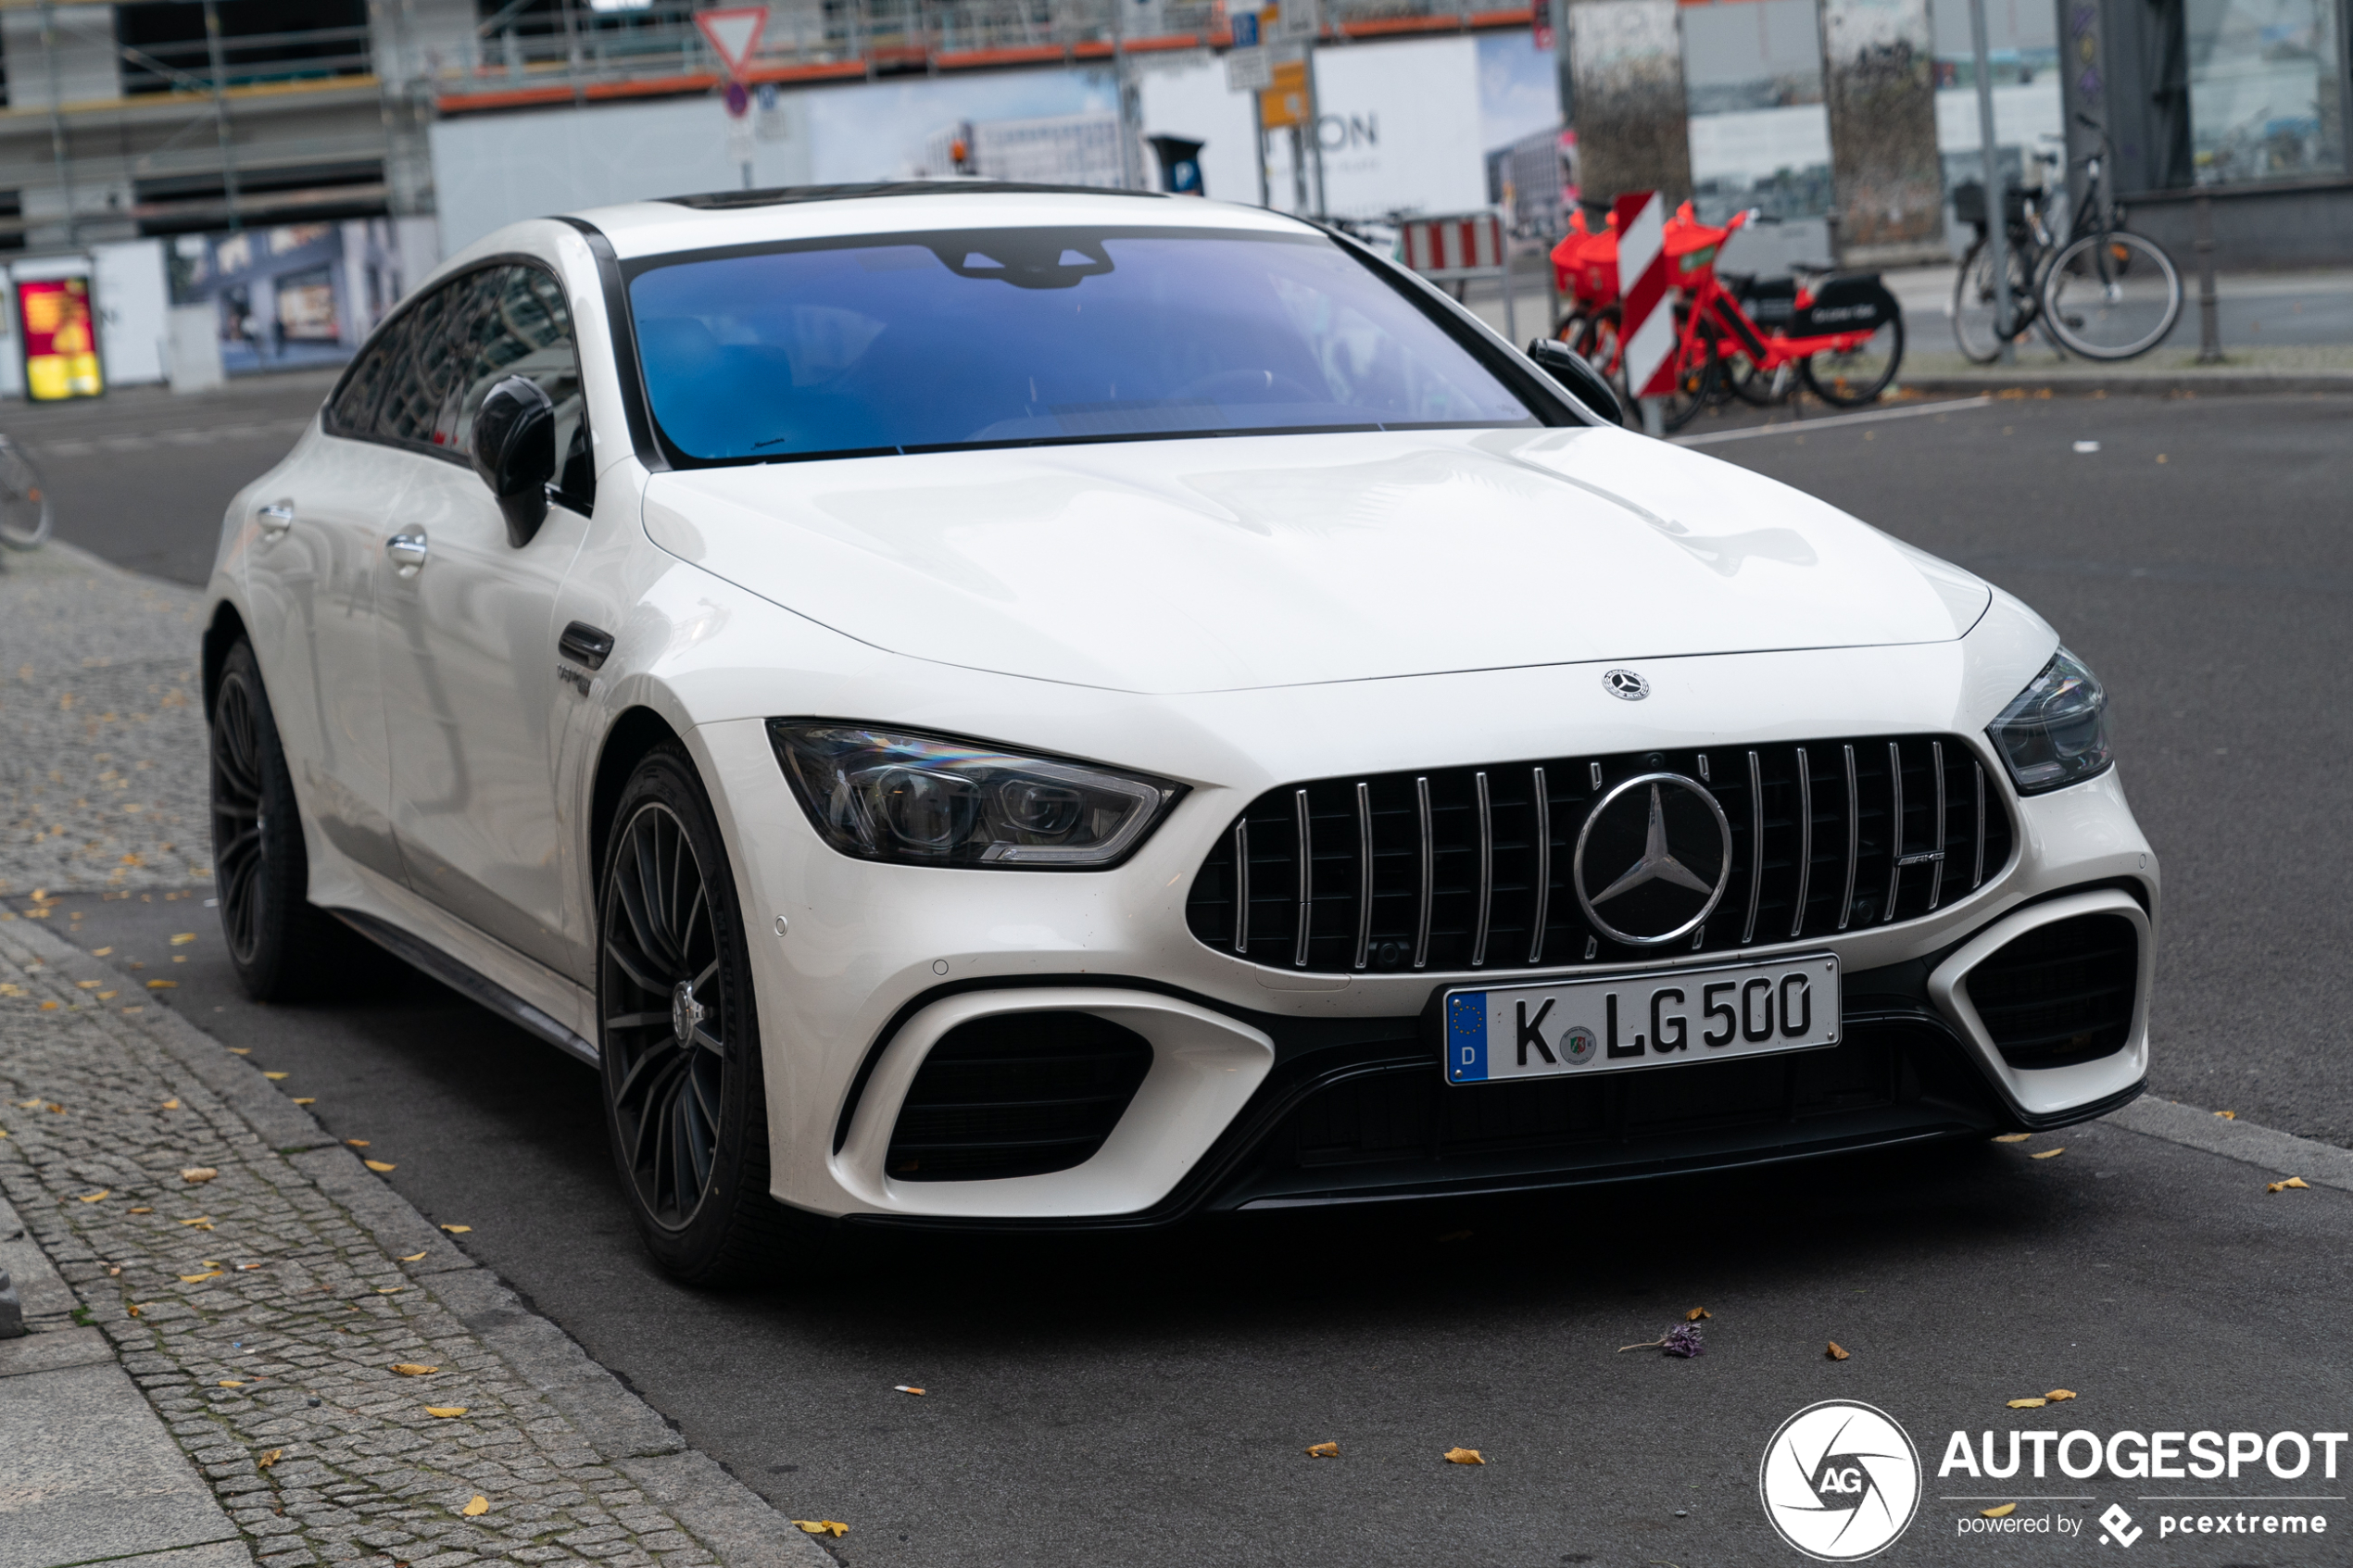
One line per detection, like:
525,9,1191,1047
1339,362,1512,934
1951,238,2035,364
0,437,51,551
598,746,799,1285
1801,316,1906,407
2041,230,2183,360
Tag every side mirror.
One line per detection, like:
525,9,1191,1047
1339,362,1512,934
470,375,557,547
1524,339,1626,428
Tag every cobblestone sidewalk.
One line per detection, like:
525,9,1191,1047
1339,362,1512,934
0,542,212,897
0,914,829,1568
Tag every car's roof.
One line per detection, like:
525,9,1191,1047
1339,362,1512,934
560,182,1320,263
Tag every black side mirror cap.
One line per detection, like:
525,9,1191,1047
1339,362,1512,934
1524,338,1626,428
470,375,558,547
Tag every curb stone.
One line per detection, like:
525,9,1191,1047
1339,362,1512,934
2104,1096,2353,1194
0,913,831,1568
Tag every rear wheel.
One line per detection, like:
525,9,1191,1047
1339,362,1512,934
1951,239,2034,364
209,640,350,999
1658,324,1719,432
2041,229,2183,360
598,746,799,1285
0,436,51,551
1801,316,1905,407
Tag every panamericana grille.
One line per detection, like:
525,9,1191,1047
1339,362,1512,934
1963,913,2138,1070
887,1012,1153,1182
1185,735,2013,974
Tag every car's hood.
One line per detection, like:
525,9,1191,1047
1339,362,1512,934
639,425,1990,696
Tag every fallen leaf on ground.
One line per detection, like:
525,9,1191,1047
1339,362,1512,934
76,980,101,989
97,992,116,1000
346,1139,370,1147
227,1047,249,1056
364,1160,396,1173
258,1449,282,1469
398,1251,426,1261
218,1379,245,1387
145,980,176,989
1305,1441,1340,1458
439,1224,470,1234
181,1168,218,1184
423,1406,469,1418
1686,1307,1712,1322
39,1001,57,1011
1827,1342,1851,1361
160,1099,179,1110
792,1522,849,1537
894,1385,925,1395
181,1217,213,1228
170,933,196,946
180,1271,223,1283
2030,1148,2065,1160
2216,1110,2235,1119
1982,1502,2018,1518
1992,1133,2031,1143
2267,1177,2310,1193
2007,1398,2048,1409
91,947,111,956
127,1303,143,1316
376,1286,403,1295
1442,1448,1485,1465
129,1207,152,1214
293,1098,315,1106
262,1072,288,1081
461,1496,489,1517
78,1189,109,1202
2046,1389,2078,1401
391,1364,438,1376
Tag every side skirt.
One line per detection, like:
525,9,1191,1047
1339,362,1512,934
330,907,599,1067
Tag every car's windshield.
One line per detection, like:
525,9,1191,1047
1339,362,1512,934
624,225,1538,463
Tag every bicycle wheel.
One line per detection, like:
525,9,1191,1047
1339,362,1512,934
1573,306,1623,387
1800,316,1905,407
0,436,50,551
1658,328,1719,432
1552,310,1587,345
1951,238,2035,364
2040,229,2182,360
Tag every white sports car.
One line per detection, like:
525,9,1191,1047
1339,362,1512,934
204,183,2154,1281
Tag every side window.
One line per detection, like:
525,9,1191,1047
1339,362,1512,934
325,322,399,437
371,273,479,448
437,267,591,507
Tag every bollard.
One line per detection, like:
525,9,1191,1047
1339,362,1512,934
2196,194,2223,363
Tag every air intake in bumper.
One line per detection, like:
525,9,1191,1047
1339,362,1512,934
886,1012,1153,1182
1961,912,2139,1070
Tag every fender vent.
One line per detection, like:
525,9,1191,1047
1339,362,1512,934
1963,912,2139,1069
886,1012,1152,1182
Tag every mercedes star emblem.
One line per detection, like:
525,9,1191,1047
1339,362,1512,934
1603,669,1650,701
1572,772,1732,946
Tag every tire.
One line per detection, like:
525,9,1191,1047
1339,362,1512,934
209,640,351,999
1950,238,2034,364
0,437,51,551
2040,229,2183,360
1722,345,1783,407
1801,316,1906,408
1658,324,1719,432
597,745,799,1286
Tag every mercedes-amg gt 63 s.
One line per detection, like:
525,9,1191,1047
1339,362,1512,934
203,183,2153,1281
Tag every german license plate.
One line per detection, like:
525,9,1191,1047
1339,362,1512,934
1442,955,1840,1084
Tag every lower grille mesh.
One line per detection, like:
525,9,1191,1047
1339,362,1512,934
887,1012,1152,1182
1963,913,2139,1069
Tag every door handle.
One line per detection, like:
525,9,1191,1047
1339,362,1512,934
385,531,429,576
257,500,294,539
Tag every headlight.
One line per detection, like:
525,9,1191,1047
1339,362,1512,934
1987,647,2112,794
768,722,1181,868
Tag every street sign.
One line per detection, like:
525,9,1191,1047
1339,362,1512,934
1275,0,1317,42
1259,58,1308,130
1225,48,1272,92
1613,190,1675,402
723,79,749,119
695,6,768,77
1230,10,1261,47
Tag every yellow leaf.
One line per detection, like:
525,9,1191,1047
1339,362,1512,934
2215,1110,2235,1119
346,1139,370,1147
1442,1448,1485,1465
293,1098,315,1106
461,1496,490,1517
91,947,111,956
227,1047,249,1056
440,1224,470,1234
1826,1342,1851,1361
39,1000,57,1011
1685,1307,1711,1322
423,1406,469,1418
2046,1389,2078,1402
258,1449,282,1469
2007,1398,2048,1409
263,1072,288,1081
180,1271,224,1283
2030,1148,2064,1160
218,1379,245,1387
127,1303,143,1316
76,980,101,989
376,1286,403,1295
1991,1133,2031,1143
1305,1441,1340,1458
1982,1502,2018,1518
181,1167,217,1184
170,933,196,945
391,1364,439,1376
792,1522,849,1538
78,1189,109,1202
129,1206,153,1214
399,1251,426,1261
894,1385,925,1395
2267,1177,2311,1193
364,1160,396,1173
145,979,177,989
181,1216,213,1228
97,992,116,1000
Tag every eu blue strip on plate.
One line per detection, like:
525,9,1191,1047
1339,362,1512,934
1447,991,1487,1082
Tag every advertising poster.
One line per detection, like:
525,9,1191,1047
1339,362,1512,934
167,219,416,377
18,275,103,401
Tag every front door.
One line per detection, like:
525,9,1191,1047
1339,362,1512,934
371,263,597,978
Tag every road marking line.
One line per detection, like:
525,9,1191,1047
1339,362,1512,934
1671,395,1996,446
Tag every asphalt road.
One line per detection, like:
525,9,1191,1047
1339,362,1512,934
14,384,2353,1567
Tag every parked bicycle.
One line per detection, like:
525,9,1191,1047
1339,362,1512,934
1952,115,2183,363
0,434,51,552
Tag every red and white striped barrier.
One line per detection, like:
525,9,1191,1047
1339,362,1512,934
1612,190,1676,402
1401,212,1505,281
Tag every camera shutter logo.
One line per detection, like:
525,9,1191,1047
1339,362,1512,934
1758,1400,1921,1561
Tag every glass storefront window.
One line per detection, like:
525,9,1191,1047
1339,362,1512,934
2188,0,2346,183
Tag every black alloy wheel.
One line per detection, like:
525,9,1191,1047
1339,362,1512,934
598,746,794,1283
209,638,345,999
